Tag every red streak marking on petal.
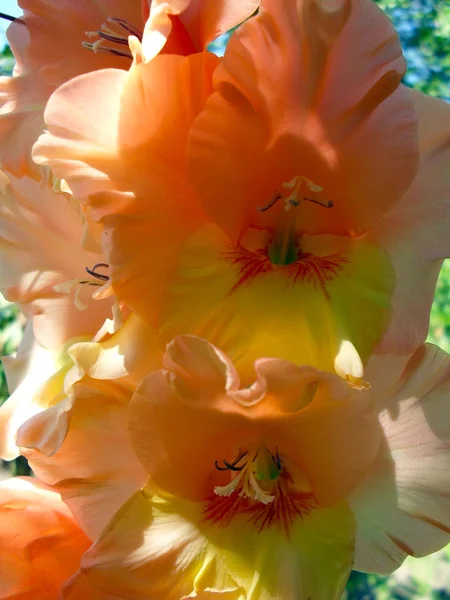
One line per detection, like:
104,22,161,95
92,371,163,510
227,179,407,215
224,246,273,294
204,473,316,536
223,245,348,299
287,252,349,300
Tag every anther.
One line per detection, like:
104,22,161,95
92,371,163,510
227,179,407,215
85,263,110,282
270,449,282,470
258,193,333,213
304,197,333,208
79,280,103,287
82,16,142,59
107,17,143,39
94,30,130,46
257,194,283,213
82,41,133,58
0,12,24,24
215,450,248,472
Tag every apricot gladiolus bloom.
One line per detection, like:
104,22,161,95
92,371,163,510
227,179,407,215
34,0,450,375
0,171,113,349
62,336,450,599
0,0,259,178
0,477,90,599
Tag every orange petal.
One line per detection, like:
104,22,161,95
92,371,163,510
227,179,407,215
0,477,90,599
188,0,418,240
34,53,218,324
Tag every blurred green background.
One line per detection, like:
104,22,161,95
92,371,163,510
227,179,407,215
0,0,449,597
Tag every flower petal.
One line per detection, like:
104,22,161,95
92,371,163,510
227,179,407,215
0,172,113,348
139,0,260,61
0,477,90,599
63,485,355,600
371,90,450,354
349,344,450,573
188,0,418,240
1,0,143,177
0,324,61,460
179,0,260,50
157,224,394,375
21,378,148,540
129,336,380,506
33,53,218,324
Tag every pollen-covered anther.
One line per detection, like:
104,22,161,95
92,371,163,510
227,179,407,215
345,374,371,391
82,17,142,59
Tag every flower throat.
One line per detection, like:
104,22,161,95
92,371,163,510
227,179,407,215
259,175,333,266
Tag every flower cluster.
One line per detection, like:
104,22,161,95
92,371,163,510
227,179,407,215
0,1,450,598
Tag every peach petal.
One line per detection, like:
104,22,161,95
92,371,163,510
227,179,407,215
23,379,148,541
0,324,60,460
349,345,450,573
371,90,450,354
129,336,380,505
188,0,418,240
179,0,260,50
0,172,113,348
1,0,143,177
138,0,260,62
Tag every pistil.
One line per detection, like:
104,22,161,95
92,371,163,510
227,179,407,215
268,208,299,266
259,175,333,266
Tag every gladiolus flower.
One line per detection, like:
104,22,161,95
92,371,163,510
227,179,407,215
0,0,259,178
62,336,450,599
0,477,90,599
33,0,450,376
0,171,114,349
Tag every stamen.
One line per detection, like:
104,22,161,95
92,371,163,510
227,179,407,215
0,12,24,24
94,30,131,46
82,40,133,59
82,16,141,59
257,193,283,213
79,280,103,287
107,17,143,39
215,450,248,472
85,263,110,282
271,449,282,470
304,197,333,208
258,176,333,214
206,447,315,533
